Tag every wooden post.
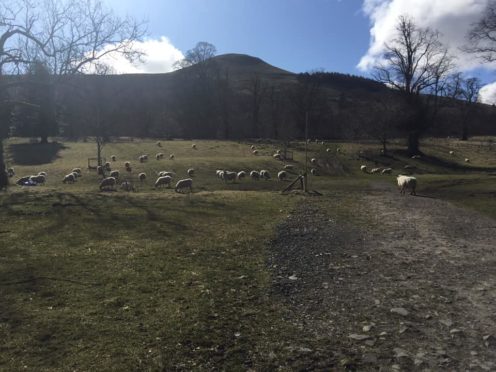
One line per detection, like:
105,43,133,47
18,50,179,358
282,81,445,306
304,111,309,192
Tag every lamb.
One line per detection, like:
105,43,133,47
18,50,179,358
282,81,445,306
360,165,367,173
175,178,193,193
277,170,288,180
99,177,117,191
273,153,283,161
111,155,117,161
63,173,76,184
192,143,197,149
237,171,246,180
310,158,317,165
187,168,195,177
250,170,260,180
138,173,146,182
381,168,393,174
283,164,294,170
310,168,318,176
169,154,175,160
155,175,172,188
397,175,417,196
110,170,119,178
252,150,258,155
222,171,237,182
16,176,30,185
29,174,46,184
260,170,271,180
7,168,15,177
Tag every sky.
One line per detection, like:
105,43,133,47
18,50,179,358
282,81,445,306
102,0,496,103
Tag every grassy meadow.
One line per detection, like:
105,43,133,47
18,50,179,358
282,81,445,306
1,136,495,369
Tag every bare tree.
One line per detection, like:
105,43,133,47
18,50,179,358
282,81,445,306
373,16,452,154
174,41,217,72
466,1,496,62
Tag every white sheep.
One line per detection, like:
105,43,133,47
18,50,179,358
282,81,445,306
310,158,317,165
381,168,392,174
397,175,417,196
139,173,146,182
250,145,256,150
157,141,162,147
237,171,246,180
110,170,119,179
360,165,367,173
158,171,174,178
273,153,283,161
310,168,318,176
38,171,47,177
252,150,258,155
222,171,237,182
370,167,381,174
62,173,76,184
187,168,195,177
175,178,193,193
260,170,271,180
155,175,172,188
29,174,46,184
71,172,79,179
250,170,260,180
449,150,454,155
99,177,116,191
169,154,175,160
276,149,281,155
97,165,104,175
120,181,134,191
192,143,197,150
111,155,117,161
216,170,224,178
16,176,30,185
465,158,470,163
7,168,15,177
277,170,288,180
283,164,294,170
326,148,331,153
104,162,111,171
124,161,131,168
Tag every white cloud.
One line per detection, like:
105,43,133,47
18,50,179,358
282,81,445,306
89,36,184,74
358,0,490,72
479,81,496,104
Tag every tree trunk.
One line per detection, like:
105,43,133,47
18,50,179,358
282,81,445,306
407,132,420,155
382,139,387,155
0,140,8,190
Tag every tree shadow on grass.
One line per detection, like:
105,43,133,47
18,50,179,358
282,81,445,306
9,142,67,165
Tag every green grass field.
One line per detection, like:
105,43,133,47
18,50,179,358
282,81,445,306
1,137,495,369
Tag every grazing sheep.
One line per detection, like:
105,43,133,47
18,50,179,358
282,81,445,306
381,168,393,174
99,177,117,191
250,145,256,150
63,173,76,184
449,150,455,155
71,172,79,180
138,173,146,182
187,168,195,177
326,148,331,153
370,167,381,174
310,168,318,176
139,155,146,163
273,153,283,161
38,171,47,177
360,165,367,173
155,175,172,188
192,143,197,149
97,166,104,175
252,150,258,155
169,154,175,160
156,153,163,160
260,170,271,180
216,170,224,178
72,168,82,175
16,176,31,185
222,171,237,182
276,149,281,155
110,170,119,178
104,162,111,171
157,141,162,147
465,158,470,163
120,181,134,191
125,166,132,173
250,170,260,180
29,174,46,184
320,141,325,145
237,171,246,180
111,155,117,161
158,171,174,178
397,175,417,196
277,170,288,180
175,178,193,193
7,168,15,177
283,164,294,170
124,161,131,168
310,158,317,165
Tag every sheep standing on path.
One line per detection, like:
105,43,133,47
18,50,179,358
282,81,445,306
99,177,117,191
397,175,417,196
175,178,193,193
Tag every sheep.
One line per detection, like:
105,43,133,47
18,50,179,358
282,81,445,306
449,150,455,155
260,170,271,180
16,176,31,185
138,173,146,182
155,153,163,160
187,168,195,177
158,171,174,178
222,171,237,182
125,166,132,173
99,177,117,191
29,174,46,184
283,164,294,170
273,153,283,161
139,155,146,163
97,166,104,175
111,155,117,162
370,167,381,174
252,150,258,155
310,158,317,165
104,162,111,171
63,173,76,184
360,165,367,173
326,148,331,153
411,155,421,159
71,171,79,179
120,181,134,191
250,145,256,150
277,170,288,181
7,168,15,177
310,168,318,176
397,175,417,196
381,168,393,174
216,170,224,178
320,141,325,145
169,154,175,160
38,171,47,177
175,178,193,193
72,168,82,175
465,158,470,163
336,148,341,153
276,149,281,155
155,175,172,188
157,141,162,147
124,161,131,168
110,170,119,179
192,143,197,150
237,171,246,180
250,170,260,180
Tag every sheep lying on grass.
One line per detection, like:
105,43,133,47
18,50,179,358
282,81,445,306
397,175,417,196
63,173,76,184
175,178,193,193
155,175,172,188
99,177,116,191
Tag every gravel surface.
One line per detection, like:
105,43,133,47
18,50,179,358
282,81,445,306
269,184,496,370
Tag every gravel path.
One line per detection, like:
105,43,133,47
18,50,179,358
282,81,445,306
269,184,496,370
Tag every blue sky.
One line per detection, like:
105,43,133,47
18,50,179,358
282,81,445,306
103,0,496,103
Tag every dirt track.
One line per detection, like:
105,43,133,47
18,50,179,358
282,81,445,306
269,183,496,370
